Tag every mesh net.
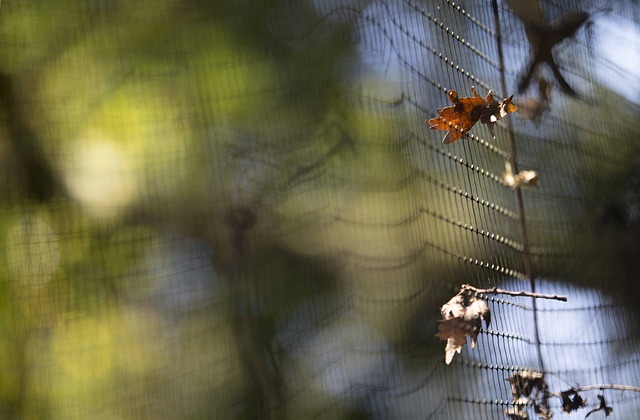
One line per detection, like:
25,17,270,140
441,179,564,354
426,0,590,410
1,0,640,418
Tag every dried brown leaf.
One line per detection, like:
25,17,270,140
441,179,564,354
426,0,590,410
426,86,517,144
559,388,586,414
480,94,518,128
437,290,490,364
507,371,551,420
507,370,547,399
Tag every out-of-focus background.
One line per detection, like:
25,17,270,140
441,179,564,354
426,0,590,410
1,0,640,418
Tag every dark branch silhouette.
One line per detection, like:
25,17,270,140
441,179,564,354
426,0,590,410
506,1,590,96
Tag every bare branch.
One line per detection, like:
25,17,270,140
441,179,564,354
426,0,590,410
460,284,568,302
551,384,640,395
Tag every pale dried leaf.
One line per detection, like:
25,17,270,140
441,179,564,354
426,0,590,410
502,161,539,189
465,298,491,347
440,294,466,319
503,161,518,188
444,337,464,364
515,170,539,187
437,289,490,364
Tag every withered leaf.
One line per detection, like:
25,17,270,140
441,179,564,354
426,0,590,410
502,161,539,189
505,405,530,420
507,370,547,399
479,91,518,129
585,394,613,418
533,400,552,420
516,170,539,187
426,88,479,144
560,388,586,413
426,86,517,144
507,371,551,420
437,289,490,364
440,293,466,319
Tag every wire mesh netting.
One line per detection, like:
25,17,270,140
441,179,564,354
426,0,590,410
2,0,640,418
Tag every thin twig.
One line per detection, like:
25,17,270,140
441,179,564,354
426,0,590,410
461,284,568,302
551,384,640,395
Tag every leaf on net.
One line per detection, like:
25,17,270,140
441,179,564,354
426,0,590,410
505,406,530,420
515,170,539,187
437,289,490,364
505,398,532,420
502,161,539,189
559,388,586,414
426,86,517,144
478,90,500,124
426,90,476,144
499,96,518,118
506,371,551,419
507,370,547,399
459,85,490,123
533,400,552,420
439,293,466,320
481,95,518,127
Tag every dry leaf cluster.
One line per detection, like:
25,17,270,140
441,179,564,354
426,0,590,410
435,286,630,419
559,388,586,414
436,288,491,364
505,372,614,419
505,371,550,419
426,86,518,144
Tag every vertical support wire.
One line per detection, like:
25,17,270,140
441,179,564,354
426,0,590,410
490,0,545,373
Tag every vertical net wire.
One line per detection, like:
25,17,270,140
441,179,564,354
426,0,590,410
1,0,640,419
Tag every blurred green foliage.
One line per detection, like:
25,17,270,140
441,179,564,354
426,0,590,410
1,0,640,419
